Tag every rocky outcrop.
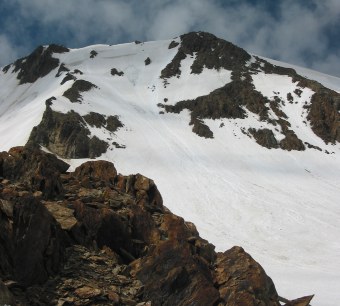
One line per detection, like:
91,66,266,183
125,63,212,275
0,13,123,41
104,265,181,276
307,89,340,144
11,44,69,84
159,32,339,150
83,112,124,133
13,196,66,287
215,246,279,305
111,68,124,76
249,128,279,149
27,106,109,159
0,146,68,199
160,79,269,138
161,32,251,79
63,79,98,103
0,146,313,305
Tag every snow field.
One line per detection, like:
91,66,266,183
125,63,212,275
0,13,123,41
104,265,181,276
0,40,340,305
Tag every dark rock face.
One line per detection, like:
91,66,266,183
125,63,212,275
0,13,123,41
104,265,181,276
55,63,70,77
90,50,98,58
249,128,279,149
307,89,340,144
161,32,251,79
12,44,69,84
83,112,123,132
159,31,338,150
0,146,68,199
27,106,109,159
0,146,309,305
63,79,98,103
215,246,280,305
111,68,124,76
13,196,66,286
60,72,77,85
144,57,151,65
0,199,14,279
161,79,269,138
279,130,305,151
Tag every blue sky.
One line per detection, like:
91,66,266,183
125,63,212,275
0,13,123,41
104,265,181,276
1,0,339,77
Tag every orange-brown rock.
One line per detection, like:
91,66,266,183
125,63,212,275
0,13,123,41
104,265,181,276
0,146,313,305
215,246,280,306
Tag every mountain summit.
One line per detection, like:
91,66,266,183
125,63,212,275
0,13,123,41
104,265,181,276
0,32,339,305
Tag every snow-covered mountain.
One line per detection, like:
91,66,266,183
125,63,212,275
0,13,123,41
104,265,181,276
1,32,339,305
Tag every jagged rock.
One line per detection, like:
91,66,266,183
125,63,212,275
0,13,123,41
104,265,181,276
144,57,151,65
63,79,97,103
13,196,65,286
168,40,179,49
215,246,280,305
0,146,68,199
73,160,117,185
83,112,106,128
111,68,124,76
75,286,102,298
249,128,279,149
90,50,98,58
283,294,314,306
279,130,305,151
0,199,14,279
60,72,77,85
27,107,109,158
307,89,340,144
131,240,220,306
106,115,124,132
162,79,269,138
13,44,69,84
83,112,124,133
56,63,70,77
161,32,251,79
0,147,312,305
44,202,77,231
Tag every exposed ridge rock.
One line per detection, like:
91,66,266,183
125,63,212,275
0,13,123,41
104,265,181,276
0,146,68,199
111,68,124,76
249,128,279,149
307,89,340,144
27,106,109,159
12,44,69,84
159,32,339,150
161,32,251,79
63,79,98,103
83,111,124,133
160,79,269,138
0,147,313,305
216,246,279,305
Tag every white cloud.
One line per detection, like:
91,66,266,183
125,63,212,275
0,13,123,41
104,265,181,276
0,35,21,67
1,0,340,76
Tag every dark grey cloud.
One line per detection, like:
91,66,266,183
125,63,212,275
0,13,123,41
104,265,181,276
0,0,339,77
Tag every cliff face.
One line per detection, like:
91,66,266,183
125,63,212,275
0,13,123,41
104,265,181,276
0,146,312,305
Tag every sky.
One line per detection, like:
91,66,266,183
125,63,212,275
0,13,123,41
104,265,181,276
0,0,339,77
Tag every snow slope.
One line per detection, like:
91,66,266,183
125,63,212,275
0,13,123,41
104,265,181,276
1,38,340,305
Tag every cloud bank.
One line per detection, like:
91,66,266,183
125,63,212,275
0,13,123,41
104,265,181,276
0,0,339,77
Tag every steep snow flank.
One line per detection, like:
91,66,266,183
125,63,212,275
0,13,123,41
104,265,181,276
0,66,68,150
258,55,340,93
251,73,331,150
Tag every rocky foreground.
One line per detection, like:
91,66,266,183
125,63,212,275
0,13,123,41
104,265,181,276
0,146,313,305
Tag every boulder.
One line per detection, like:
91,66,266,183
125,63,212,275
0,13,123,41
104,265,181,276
215,246,280,306
1,146,68,199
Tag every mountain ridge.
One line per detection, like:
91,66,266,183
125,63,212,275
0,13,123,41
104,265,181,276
0,31,339,305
